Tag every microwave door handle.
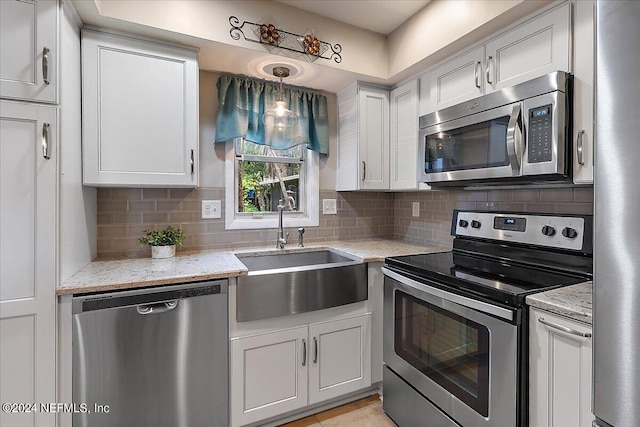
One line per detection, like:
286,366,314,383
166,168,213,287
506,104,524,173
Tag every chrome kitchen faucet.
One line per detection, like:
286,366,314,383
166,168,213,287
276,199,289,249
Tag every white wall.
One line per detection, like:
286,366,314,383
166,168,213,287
92,0,388,80
59,0,97,280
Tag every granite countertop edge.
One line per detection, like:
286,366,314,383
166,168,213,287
526,281,593,325
57,239,448,296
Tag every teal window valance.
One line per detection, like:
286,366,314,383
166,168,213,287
214,74,330,155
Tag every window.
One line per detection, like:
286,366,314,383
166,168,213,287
225,139,319,230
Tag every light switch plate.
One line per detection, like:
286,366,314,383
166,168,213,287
202,200,221,219
412,201,420,217
323,199,337,215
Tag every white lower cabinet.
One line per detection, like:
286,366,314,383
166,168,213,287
529,308,593,427
308,315,372,404
231,314,371,427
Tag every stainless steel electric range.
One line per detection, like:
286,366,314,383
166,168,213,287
382,210,593,427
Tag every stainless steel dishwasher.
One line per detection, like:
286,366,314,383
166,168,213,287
72,280,228,427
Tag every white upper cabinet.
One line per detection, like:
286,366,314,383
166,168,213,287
572,0,595,184
337,84,389,191
390,79,420,190
426,3,571,114
429,46,484,112
82,29,199,187
0,0,58,103
485,3,571,94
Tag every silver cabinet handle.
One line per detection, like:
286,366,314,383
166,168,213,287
313,336,318,364
42,47,50,85
190,149,195,174
486,56,493,85
474,61,481,89
42,123,51,160
362,161,366,181
302,339,307,366
136,300,179,315
577,130,586,166
538,317,592,338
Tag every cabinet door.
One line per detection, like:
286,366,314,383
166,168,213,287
485,3,571,94
358,86,389,190
230,327,308,427
390,80,419,190
572,0,595,184
0,0,57,103
82,30,198,187
308,314,371,405
529,308,593,427
430,46,484,111
0,101,57,427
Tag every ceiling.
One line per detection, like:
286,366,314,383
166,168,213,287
276,0,431,35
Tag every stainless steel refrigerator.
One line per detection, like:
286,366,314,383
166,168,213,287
593,1,640,426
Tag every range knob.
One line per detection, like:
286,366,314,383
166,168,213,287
562,227,578,239
458,219,469,228
541,225,556,237
471,220,481,229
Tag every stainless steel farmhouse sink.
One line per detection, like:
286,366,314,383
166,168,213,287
236,249,367,321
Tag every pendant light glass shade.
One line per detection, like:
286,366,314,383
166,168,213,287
262,67,298,136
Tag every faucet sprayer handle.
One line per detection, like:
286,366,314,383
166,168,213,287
298,228,305,235
297,228,305,247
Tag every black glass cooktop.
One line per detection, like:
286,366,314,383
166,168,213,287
385,250,590,307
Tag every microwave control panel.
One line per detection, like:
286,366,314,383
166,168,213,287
528,104,553,163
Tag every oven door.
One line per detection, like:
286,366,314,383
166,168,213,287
382,267,518,427
419,101,524,185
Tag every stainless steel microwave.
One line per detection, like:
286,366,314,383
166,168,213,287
419,71,572,187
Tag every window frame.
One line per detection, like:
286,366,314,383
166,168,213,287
225,139,319,230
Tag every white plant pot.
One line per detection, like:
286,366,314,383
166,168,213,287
151,245,176,259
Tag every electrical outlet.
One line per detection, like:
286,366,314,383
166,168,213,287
323,199,337,215
412,201,420,217
202,200,221,219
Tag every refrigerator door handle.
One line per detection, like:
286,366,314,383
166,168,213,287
538,317,592,338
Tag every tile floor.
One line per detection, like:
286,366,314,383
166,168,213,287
278,395,396,427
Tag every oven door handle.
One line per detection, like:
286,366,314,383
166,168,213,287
506,103,524,174
381,266,514,321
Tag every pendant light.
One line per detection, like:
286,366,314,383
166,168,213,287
262,66,298,133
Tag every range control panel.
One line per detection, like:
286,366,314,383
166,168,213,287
453,211,587,251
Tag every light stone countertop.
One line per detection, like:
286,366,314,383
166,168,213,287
58,239,448,296
526,281,593,325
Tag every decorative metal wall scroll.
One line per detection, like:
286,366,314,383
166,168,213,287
229,16,342,63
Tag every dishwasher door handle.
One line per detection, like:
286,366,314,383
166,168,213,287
136,300,179,315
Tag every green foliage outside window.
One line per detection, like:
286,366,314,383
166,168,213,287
236,140,302,214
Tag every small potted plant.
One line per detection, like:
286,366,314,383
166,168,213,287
139,226,185,259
